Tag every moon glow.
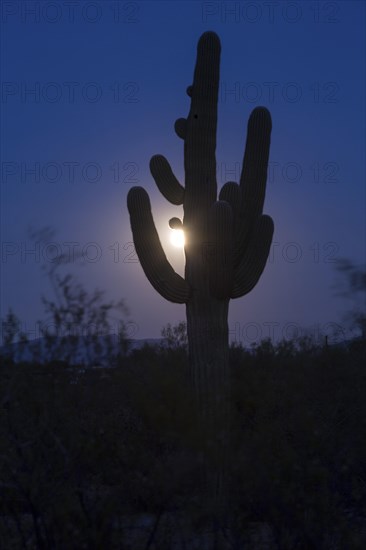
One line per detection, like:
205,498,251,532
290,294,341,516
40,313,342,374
170,229,185,248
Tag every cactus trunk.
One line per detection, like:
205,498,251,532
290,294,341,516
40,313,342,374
186,292,231,507
184,216,231,507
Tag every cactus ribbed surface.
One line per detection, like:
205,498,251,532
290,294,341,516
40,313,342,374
127,31,274,513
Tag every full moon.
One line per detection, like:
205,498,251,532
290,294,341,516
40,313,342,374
170,229,185,248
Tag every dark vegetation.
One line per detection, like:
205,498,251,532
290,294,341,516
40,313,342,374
1,258,365,548
1,333,365,548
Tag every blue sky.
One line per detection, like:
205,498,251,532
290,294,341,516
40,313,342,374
1,0,365,345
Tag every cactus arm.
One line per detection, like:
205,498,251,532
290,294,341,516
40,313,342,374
149,155,185,205
235,107,272,261
208,201,234,299
240,106,272,218
127,186,190,303
231,214,274,298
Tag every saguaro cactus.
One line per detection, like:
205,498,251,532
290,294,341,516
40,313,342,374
127,31,274,511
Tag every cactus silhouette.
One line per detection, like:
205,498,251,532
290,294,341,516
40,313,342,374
127,31,274,511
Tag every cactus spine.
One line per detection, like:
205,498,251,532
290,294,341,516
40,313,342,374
127,31,274,511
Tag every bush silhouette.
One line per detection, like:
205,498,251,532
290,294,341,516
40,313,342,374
1,337,366,547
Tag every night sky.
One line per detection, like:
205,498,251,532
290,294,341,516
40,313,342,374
1,1,365,346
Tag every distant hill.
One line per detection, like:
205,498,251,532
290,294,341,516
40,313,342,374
0,335,166,366
1,333,362,367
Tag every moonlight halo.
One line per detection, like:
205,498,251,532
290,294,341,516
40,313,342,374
170,229,185,248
